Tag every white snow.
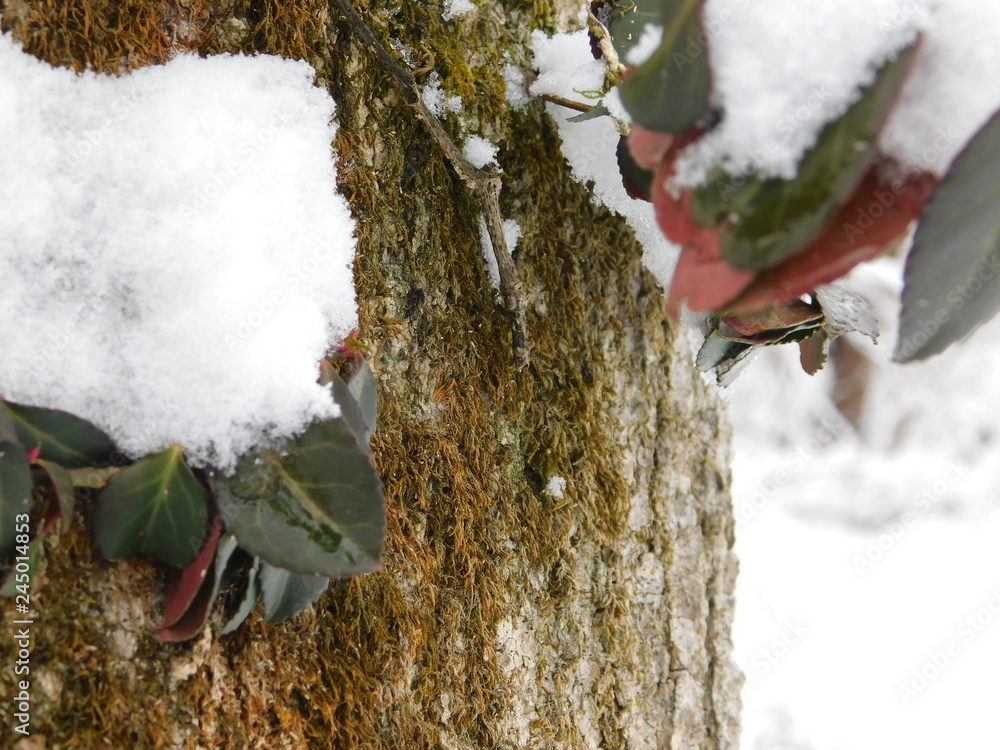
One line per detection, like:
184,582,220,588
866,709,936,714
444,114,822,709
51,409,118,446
477,217,522,290
529,30,680,291
677,0,1000,183
732,252,1000,749
501,62,530,111
0,35,357,470
463,134,499,169
544,476,567,499
625,24,662,67
442,0,475,21
421,72,463,118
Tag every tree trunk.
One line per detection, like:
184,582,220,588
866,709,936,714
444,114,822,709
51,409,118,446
0,0,742,747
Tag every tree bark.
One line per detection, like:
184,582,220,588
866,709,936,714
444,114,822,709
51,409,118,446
0,0,742,747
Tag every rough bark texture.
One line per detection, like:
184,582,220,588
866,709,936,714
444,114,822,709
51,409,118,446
0,0,743,747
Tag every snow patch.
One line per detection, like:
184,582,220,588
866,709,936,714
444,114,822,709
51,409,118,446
442,0,475,21
477,218,522,291
544,476,567,499
0,36,357,470
529,30,680,291
422,72,463,118
463,135,499,169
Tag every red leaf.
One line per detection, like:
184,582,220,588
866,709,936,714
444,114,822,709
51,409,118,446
159,511,223,630
721,299,822,338
727,168,938,311
628,125,674,171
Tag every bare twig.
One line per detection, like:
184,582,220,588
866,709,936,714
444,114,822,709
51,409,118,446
329,0,529,368
540,94,594,114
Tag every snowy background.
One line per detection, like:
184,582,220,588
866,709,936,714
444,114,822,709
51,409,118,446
731,257,1000,750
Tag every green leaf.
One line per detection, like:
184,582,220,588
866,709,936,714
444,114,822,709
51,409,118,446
896,109,1000,362
695,331,750,372
568,102,611,123
3,401,116,469
93,444,209,568
222,555,261,635
0,408,17,443
213,419,385,578
35,459,76,534
0,441,34,564
605,0,663,62
259,562,329,624
694,42,919,270
348,361,379,440
330,373,372,455
618,0,712,133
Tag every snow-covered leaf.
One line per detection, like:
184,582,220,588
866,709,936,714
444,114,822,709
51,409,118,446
93,444,209,568
727,168,935,311
896,108,1000,362
259,562,329,624
213,418,385,578
694,42,919,271
619,0,712,133
3,401,116,469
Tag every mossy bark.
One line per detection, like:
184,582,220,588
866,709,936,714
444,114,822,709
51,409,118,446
0,0,743,747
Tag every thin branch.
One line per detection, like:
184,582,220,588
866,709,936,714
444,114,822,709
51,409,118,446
540,94,594,114
329,0,529,368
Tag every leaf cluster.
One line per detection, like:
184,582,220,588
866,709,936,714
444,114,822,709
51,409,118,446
0,359,385,641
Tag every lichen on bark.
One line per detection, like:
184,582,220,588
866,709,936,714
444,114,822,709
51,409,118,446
0,0,743,747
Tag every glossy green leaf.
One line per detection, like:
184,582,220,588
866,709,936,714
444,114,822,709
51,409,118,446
0,441,33,564
619,0,712,133
896,109,1000,362
259,562,329,624
695,42,919,270
93,444,209,568
222,555,261,635
213,418,385,578
3,401,116,469
35,459,76,534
